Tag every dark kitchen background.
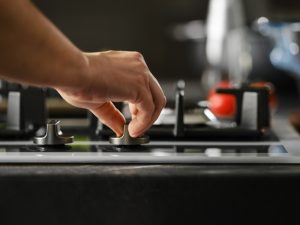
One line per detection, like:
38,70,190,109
2,0,300,119
32,0,300,98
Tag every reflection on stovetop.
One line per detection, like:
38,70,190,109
0,144,287,157
92,129,279,142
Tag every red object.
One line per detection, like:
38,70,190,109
207,81,236,118
207,80,278,119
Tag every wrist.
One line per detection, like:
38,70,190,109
53,51,90,93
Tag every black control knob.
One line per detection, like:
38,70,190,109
109,124,149,145
33,120,74,145
216,86,270,131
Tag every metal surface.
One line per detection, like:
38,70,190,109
0,108,297,164
6,92,21,130
33,120,73,145
109,124,149,145
240,92,258,129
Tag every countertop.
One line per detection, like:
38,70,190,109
1,94,300,225
1,164,300,225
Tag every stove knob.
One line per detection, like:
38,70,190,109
109,124,149,145
33,120,74,145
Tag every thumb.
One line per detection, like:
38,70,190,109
90,101,126,136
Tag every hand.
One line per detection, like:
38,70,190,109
56,50,166,137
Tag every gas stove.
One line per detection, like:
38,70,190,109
0,82,300,164
0,114,299,164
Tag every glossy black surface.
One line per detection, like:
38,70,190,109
0,143,287,155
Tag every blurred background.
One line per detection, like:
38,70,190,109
33,0,300,95
3,0,300,120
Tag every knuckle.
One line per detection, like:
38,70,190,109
132,51,144,61
131,52,149,72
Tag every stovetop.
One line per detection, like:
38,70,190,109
0,106,298,164
0,83,299,164
0,138,299,164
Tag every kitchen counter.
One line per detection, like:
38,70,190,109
1,164,300,225
1,95,300,225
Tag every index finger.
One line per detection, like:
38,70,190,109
128,75,166,137
128,88,155,137
148,73,166,125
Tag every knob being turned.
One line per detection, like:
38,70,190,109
109,124,149,145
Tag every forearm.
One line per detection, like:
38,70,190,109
0,0,88,90
0,0,166,137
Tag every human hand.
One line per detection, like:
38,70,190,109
56,51,166,137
